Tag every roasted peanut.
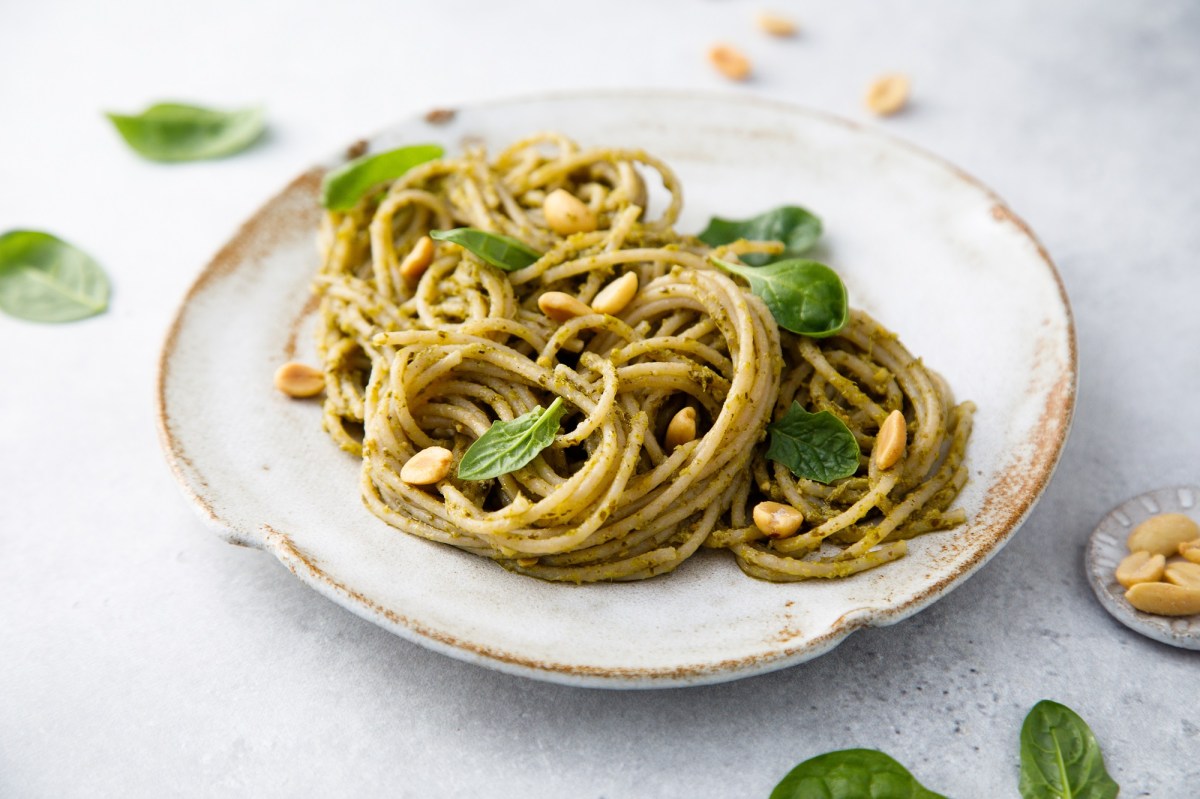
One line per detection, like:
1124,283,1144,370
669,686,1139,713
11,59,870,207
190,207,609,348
274,362,325,398
1127,513,1200,557
543,189,597,235
873,410,907,470
399,235,435,283
709,44,752,81
1180,539,1200,564
1125,581,1200,617
756,11,797,37
1164,560,1200,591
1114,551,1165,589
516,557,539,568
753,501,804,538
865,74,911,116
665,407,698,450
538,291,592,323
591,272,639,315
400,446,453,485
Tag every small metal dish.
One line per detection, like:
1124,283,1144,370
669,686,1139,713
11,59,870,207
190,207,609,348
1085,485,1200,650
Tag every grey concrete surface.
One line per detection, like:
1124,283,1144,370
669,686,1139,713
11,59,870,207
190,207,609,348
1,1,1197,796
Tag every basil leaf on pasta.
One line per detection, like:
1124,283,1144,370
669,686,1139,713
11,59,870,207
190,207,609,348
430,228,541,272
770,749,947,799
699,205,822,266
457,398,566,480
106,103,265,162
766,402,860,483
321,144,444,210
0,230,110,323
709,256,848,337
1019,701,1119,799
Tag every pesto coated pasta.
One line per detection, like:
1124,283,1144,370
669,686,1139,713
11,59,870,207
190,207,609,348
312,133,974,583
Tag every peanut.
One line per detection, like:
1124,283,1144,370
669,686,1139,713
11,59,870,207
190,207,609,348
873,410,907,470
542,189,597,235
538,291,592,324
1164,561,1200,591
665,407,698,450
516,557,539,568
709,44,752,81
400,446,453,485
1180,539,1200,564
753,501,804,539
274,362,325,398
865,74,911,116
1127,513,1200,556
1125,581,1200,617
1114,551,1165,588
591,272,639,316
399,235,435,283
756,11,797,37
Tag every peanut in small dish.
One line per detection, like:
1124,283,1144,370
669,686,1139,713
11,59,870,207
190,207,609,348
1127,513,1200,557
1125,581,1200,617
1114,551,1165,589
1179,538,1200,564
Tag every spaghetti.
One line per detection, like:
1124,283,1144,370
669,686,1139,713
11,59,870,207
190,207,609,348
312,133,974,583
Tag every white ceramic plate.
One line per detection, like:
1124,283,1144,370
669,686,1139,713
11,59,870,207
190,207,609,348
157,91,1076,688
1085,486,1200,649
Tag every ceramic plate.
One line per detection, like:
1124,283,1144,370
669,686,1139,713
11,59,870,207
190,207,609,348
157,91,1076,688
1085,486,1200,649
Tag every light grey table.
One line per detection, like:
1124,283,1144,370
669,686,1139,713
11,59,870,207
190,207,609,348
2,1,1197,796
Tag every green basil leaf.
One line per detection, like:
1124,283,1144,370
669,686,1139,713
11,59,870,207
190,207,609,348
430,228,541,272
710,256,848,337
699,205,822,266
1019,701,1119,799
0,230,110,323
457,398,566,480
766,402,860,483
105,103,265,162
771,749,947,799
321,144,444,210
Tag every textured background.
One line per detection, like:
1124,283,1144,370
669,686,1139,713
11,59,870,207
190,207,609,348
2,1,1198,796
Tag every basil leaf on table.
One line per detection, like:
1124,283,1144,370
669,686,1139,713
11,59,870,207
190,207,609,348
770,749,947,799
0,230,110,323
699,205,822,266
457,398,566,480
709,256,848,337
321,143,444,210
105,103,265,162
430,228,541,272
1019,700,1119,799
766,402,860,484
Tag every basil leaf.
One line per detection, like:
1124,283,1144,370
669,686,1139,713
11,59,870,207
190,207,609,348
1019,701,1119,799
699,205,822,266
105,103,264,162
771,749,947,799
710,256,848,337
457,398,566,480
430,228,541,272
766,402,860,483
321,144,444,210
0,230,110,323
